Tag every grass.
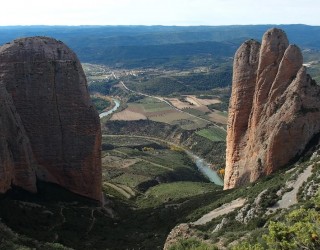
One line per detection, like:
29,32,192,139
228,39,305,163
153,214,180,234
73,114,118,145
140,150,194,170
102,136,210,198
137,182,219,208
2,152,312,250
103,182,135,199
196,127,227,142
111,173,151,188
184,108,207,117
169,238,218,250
128,161,169,176
129,97,211,130
133,97,173,113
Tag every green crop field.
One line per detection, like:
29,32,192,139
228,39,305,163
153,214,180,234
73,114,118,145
132,97,173,113
183,108,207,117
137,181,219,208
196,127,227,142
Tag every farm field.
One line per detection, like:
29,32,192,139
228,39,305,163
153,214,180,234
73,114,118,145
110,108,147,121
166,95,220,110
83,63,228,140
110,96,226,130
208,110,228,125
101,135,212,200
196,127,227,142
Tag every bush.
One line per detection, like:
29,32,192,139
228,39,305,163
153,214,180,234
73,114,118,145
232,191,320,250
91,96,111,112
169,238,218,250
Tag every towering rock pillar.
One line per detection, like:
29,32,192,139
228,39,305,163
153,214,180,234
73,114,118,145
224,28,320,189
0,37,102,201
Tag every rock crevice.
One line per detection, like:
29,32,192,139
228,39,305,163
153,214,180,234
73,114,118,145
224,28,320,189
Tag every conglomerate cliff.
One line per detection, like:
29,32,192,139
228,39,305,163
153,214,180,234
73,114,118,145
0,37,102,201
224,28,320,189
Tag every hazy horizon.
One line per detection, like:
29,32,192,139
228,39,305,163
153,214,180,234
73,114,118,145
0,24,318,27
1,0,319,26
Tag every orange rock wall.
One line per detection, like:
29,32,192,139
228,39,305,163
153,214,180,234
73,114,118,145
0,37,102,201
224,28,320,189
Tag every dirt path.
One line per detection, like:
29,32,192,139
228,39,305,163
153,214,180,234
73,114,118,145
192,198,246,225
270,164,313,210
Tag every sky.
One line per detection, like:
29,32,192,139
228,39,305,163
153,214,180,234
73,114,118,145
0,0,319,26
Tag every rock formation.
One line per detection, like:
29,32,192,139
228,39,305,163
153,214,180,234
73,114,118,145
224,28,320,189
0,37,102,201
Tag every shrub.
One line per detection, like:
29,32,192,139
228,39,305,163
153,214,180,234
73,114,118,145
169,238,218,250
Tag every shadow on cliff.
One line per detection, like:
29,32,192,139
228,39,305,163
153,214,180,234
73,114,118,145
0,180,99,205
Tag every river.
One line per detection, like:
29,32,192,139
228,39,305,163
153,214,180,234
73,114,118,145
99,99,120,118
186,152,224,186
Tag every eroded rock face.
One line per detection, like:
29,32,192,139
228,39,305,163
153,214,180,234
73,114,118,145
224,28,320,189
0,37,102,201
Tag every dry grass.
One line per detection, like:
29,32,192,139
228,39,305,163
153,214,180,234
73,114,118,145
110,108,147,121
102,156,139,169
167,96,220,109
208,111,228,124
149,111,192,123
184,95,221,106
167,98,195,109
110,97,215,129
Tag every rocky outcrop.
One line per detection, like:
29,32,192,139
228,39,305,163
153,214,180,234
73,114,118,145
0,37,102,201
224,28,320,189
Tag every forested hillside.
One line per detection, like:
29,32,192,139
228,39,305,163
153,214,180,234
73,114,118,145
0,25,319,68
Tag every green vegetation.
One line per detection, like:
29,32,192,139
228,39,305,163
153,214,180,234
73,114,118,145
2,25,320,250
169,155,320,250
88,80,116,95
125,69,232,96
133,97,172,112
207,102,229,112
91,96,111,112
138,182,219,208
102,136,209,195
102,120,226,166
2,131,320,250
184,108,207,117
196,127,226,142
169,238,218,250
2,25,320,69
232,192,320,250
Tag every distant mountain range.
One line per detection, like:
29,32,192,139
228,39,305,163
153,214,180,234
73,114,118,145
1,25,319,67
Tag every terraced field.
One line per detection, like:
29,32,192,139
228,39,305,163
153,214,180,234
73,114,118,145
102,136,209,199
